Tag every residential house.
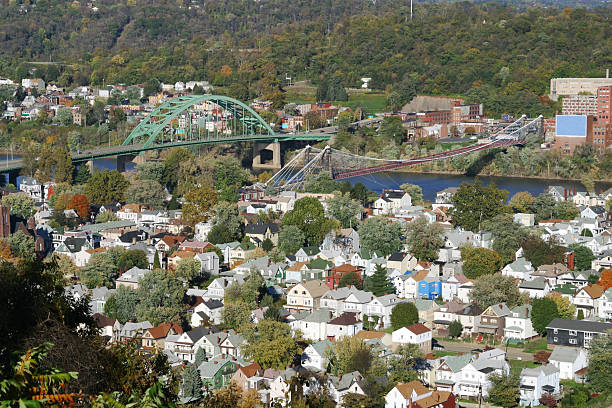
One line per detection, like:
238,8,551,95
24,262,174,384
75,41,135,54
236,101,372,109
93,314,120,339
519,277,552,298
342,290,374,317
194,252,220,275
286,280,329,312
597,287,612,320
373,190,412,216
441,273,469,302
455,303,483,336
436,187,459,204
219,332,245,358
198,355,240,390
391,323,433,353
387,252,418,273
433,300,466,337
230,362,264,393
504,305,537,341
244,222,280,246
326,312,363,340
301,339,333,371
549,346,588,380
532,263,570,288
414,299,440,329
519,365,560,407
328,371,367,406
208,276,244,299
54,237,93,266
118,321,153,343
326,264,362,290
385,381,455,408
295,246,321,263
502,258,535,280
476,303,511,339
320,286,356,316
546,318,612,349
141,323,183,351
116,267,150,289
354,331,393,348
89,287,114,315
456,280,474,303
573,284,605,318
367,294,402,329
433,353,473,394
192,299,224,326
394,270,429,299
418,276,442,300
455,354,510,399
293,309,334,341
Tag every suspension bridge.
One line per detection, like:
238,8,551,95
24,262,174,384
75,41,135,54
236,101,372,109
266,115,543,191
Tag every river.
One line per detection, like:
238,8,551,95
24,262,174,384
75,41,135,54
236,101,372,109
345,172,612,202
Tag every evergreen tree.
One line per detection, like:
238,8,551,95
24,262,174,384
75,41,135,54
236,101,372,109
364,264,394,296
181,363,203,401
194,347,207,367
577,309,584,320
153,250,161,269
449,320,463,338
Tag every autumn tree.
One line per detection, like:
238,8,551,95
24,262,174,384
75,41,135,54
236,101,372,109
450,180,509,232
508,191,535,213
85,169,129,204
404,217,444,261
241,319,301,369
182,183,217,226
461,246,503,278
546,292,575,319
470,274,525,309
2,193,35,218
68,194,90,219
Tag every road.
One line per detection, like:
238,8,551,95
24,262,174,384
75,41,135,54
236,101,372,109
436,340,535,361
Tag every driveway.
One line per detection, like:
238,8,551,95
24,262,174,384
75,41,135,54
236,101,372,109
435,340,534,361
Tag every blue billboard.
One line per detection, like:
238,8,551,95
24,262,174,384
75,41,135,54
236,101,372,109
556,115,587,137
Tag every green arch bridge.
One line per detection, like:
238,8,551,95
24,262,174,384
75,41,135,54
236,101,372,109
1,94,339,173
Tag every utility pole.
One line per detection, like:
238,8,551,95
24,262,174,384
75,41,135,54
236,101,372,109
410,0,413,20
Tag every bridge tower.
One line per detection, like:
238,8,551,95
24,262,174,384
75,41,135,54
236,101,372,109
252,142,282,170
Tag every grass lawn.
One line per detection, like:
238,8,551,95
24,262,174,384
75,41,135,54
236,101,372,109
523,337,549,353
509,359,539,376
433,351,459,358
285,90,387,114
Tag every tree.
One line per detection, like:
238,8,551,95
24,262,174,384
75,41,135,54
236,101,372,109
390,303,418,330
350,183,368,206
221,301,252,332
68,194,89,219
555,200,579,220
487,373,520,408
261,238,274,252
0,241,11,261
325,336,373,376
211,202,243,242
481,214,530,265
85,170,129,204
338,271,363,290
531,297,559,335
136,269,185,325
153,250,161,269
241,320,301,369
73,165,91,185
241,270,266,307
304,171,339,194
137,162,166,184
378,116,405,144
364,264,394,296
470,274,524,309
400,183,424,206
326,193,361,228
182,363,203,401
539,393,558,408
182,184,217,226
533,194,557,221
194,347,207,367
2,193,35,218
358,217,403,257
80,251,118,288
547,292,575,319
282,197,335,246
124,179,167,208
568,244,595,271
163,148,193,192
55,107,73,126
176,257,201,283
508,191,535,213
461,247,503,278
387,343,424,383
404,217,444,262
576,309,584,320
449,320,463,338
450,180,509,232
214,157,248,192
107,286,139,323
586,334,612,393
96,211,119,223
522,236,565,268
6,231,35,260
53,147,74,184
117,250,148,272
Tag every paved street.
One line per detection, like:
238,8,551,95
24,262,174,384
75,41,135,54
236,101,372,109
436,340,535,361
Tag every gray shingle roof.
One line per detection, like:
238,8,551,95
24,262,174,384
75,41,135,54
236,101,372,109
546,318,612,333
549,347,582,363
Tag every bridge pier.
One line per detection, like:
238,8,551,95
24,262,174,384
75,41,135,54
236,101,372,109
116,154,135,173
252,142,282,170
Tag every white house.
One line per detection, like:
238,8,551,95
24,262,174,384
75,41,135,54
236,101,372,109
207,276,244,299
456,355,510,399
597,288,612,320
385,381,454,408
441,272,469,301
518,277,552,298
194,252,219,275
326,312,363,340
504,304,537,341
193,299,224,325
373,190,412,216
549,346,588,380
573,284,605,318
366,294,400,329
301,339,333,371
391,323,432,353
519,364,560,407
327,371,366,406
502,257,534,280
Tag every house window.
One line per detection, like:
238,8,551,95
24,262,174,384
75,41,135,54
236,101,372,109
553,337,558,342
569,339,577,345
553,329,558,334
569,330,577,336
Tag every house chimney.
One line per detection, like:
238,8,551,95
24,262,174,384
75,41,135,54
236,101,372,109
526,307,529,317
214,361,218,364
358,375,362,381
564,189,567,199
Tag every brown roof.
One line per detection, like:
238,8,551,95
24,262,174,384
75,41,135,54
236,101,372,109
85,247,108,255
288,261,308,272
582,284,605,299
405,323,431,335
294,280,329,298
355,330,387,340
93,313,116,328
411,270,429,282
415,390,453,408
170,250,196,259
238,362,262,378
147,323,183,339
332,264,360,273
329,312,360,326
161,235,186,247
395,381,430,399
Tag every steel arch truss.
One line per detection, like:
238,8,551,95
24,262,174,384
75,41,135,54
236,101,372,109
122,95,276,147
